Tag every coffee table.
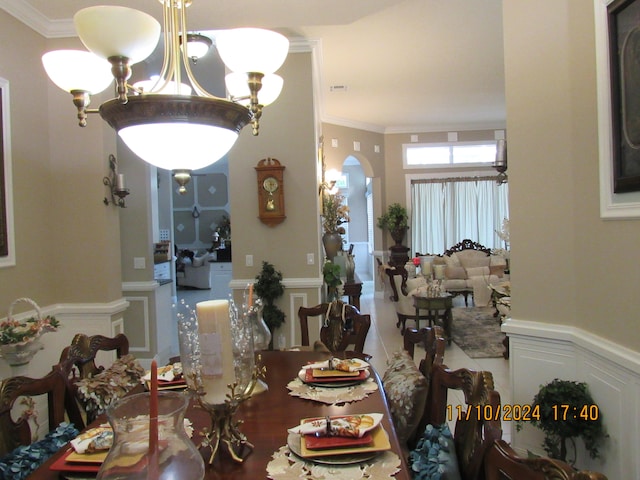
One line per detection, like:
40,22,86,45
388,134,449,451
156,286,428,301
412,294,453,344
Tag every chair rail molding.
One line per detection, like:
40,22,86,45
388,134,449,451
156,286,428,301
503,316,640,479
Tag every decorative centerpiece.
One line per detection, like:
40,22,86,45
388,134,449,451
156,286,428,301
0,298,60,366
177,297,265,464
321,192,350,261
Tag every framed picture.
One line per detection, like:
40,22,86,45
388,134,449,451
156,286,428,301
0,77,15,267
608,0,640,193
595,0,640,218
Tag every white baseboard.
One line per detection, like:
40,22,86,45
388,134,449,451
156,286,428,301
503,318,640,478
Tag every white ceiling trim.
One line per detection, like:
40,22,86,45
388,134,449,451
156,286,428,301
0,0,74,38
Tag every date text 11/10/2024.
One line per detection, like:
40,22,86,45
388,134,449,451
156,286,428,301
446,404,600,422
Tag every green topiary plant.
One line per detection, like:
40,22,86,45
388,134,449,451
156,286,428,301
322,260,342,301
377,203,409,245
518,378,607,466
254,261,286,348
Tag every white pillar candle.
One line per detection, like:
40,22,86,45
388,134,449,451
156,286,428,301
196,299,236,406
434,264,446,280
116,173,125,190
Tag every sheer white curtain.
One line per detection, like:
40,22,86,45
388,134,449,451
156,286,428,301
411,177,509,254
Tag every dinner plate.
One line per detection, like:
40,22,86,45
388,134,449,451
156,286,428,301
287,432,381,465
287,423,391,465
298,368,371,388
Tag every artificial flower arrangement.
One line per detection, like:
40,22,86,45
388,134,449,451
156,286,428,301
322,192,350,234
0,298,60,346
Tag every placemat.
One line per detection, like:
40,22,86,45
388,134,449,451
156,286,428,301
267,445,401,480
286,378,378,405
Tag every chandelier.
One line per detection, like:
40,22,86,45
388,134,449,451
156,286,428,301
42,2,289,173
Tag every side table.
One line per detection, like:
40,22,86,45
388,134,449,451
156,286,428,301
413,294,453,344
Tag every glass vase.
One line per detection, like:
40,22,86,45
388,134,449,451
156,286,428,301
97,391,205,480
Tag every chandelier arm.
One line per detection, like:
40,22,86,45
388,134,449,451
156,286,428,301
177,3,222,99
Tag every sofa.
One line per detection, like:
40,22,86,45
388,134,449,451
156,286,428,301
176,251,212,289
424,239,508,306
385,239,508,333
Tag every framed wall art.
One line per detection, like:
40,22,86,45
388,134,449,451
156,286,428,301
0,77,15,267
595,0,640,218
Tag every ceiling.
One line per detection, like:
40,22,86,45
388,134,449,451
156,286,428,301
3,0,506,134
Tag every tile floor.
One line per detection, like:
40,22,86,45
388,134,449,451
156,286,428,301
176,279,511,439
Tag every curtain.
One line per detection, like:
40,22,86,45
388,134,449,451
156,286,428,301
411,177,509,254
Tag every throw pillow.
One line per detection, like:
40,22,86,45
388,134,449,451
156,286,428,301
191,255,206,267
382,351,429,447
75,354,144,418
465,266,490,278
489,265,505,277
444,266,466,280
0,422,79,480
443,253,461,268
409,423,462,480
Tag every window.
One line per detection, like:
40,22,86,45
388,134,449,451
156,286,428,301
404,141,497,168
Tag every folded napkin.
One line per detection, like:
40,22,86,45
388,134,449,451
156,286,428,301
302,358,369,372
288,413,383,438
142,363,182,382
70,426,113,454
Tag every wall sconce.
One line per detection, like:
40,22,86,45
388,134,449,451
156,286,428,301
103,154,130,207
494,139,507,185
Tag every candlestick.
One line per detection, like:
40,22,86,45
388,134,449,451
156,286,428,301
196,300,236,406
149,359,159,477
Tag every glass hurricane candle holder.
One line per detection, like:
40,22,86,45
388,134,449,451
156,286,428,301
183,298,265,464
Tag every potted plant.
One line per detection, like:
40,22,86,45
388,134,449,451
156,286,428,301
377,203,409,266
254,261,286,349
518,378,607,466
321,192,350,261
322,260,342,302
0,298,60,366
377,203,409,245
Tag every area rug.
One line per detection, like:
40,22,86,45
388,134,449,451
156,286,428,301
451,306,506,358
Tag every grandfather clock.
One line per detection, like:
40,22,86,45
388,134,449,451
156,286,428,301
255,158,286,226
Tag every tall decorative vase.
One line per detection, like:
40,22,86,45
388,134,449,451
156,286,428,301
322,232,343,261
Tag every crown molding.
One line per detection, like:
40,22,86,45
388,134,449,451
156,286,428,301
0,0,75,38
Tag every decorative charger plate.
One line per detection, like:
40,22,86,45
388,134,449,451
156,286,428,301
298,369,371,388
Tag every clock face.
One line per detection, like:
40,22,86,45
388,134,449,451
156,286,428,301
263,176,279,193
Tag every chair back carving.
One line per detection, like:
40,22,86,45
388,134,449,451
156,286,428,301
58,333,130,428
403,326,446,448
484,439,609,480
0,367,67,456
426,364,503,480
403,326,446,380
298,302,370,354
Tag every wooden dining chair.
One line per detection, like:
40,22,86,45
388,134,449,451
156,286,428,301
483,439,609,480
58,333,132,428
297,301,371,354
0,367,68,456
403,326,446,379
420,364,503,480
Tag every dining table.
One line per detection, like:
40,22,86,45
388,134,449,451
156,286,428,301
31,350,411,479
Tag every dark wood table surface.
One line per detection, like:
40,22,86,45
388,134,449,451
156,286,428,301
32,350,410,479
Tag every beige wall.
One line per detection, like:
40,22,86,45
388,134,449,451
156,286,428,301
0,10,122,309
503,1,639,350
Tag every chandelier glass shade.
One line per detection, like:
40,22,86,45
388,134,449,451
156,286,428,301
42,2,289,171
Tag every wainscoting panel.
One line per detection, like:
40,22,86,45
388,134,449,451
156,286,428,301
504,319,640,478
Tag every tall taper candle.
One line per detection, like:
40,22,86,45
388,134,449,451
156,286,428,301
196,300,236,405
149,359,159,475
